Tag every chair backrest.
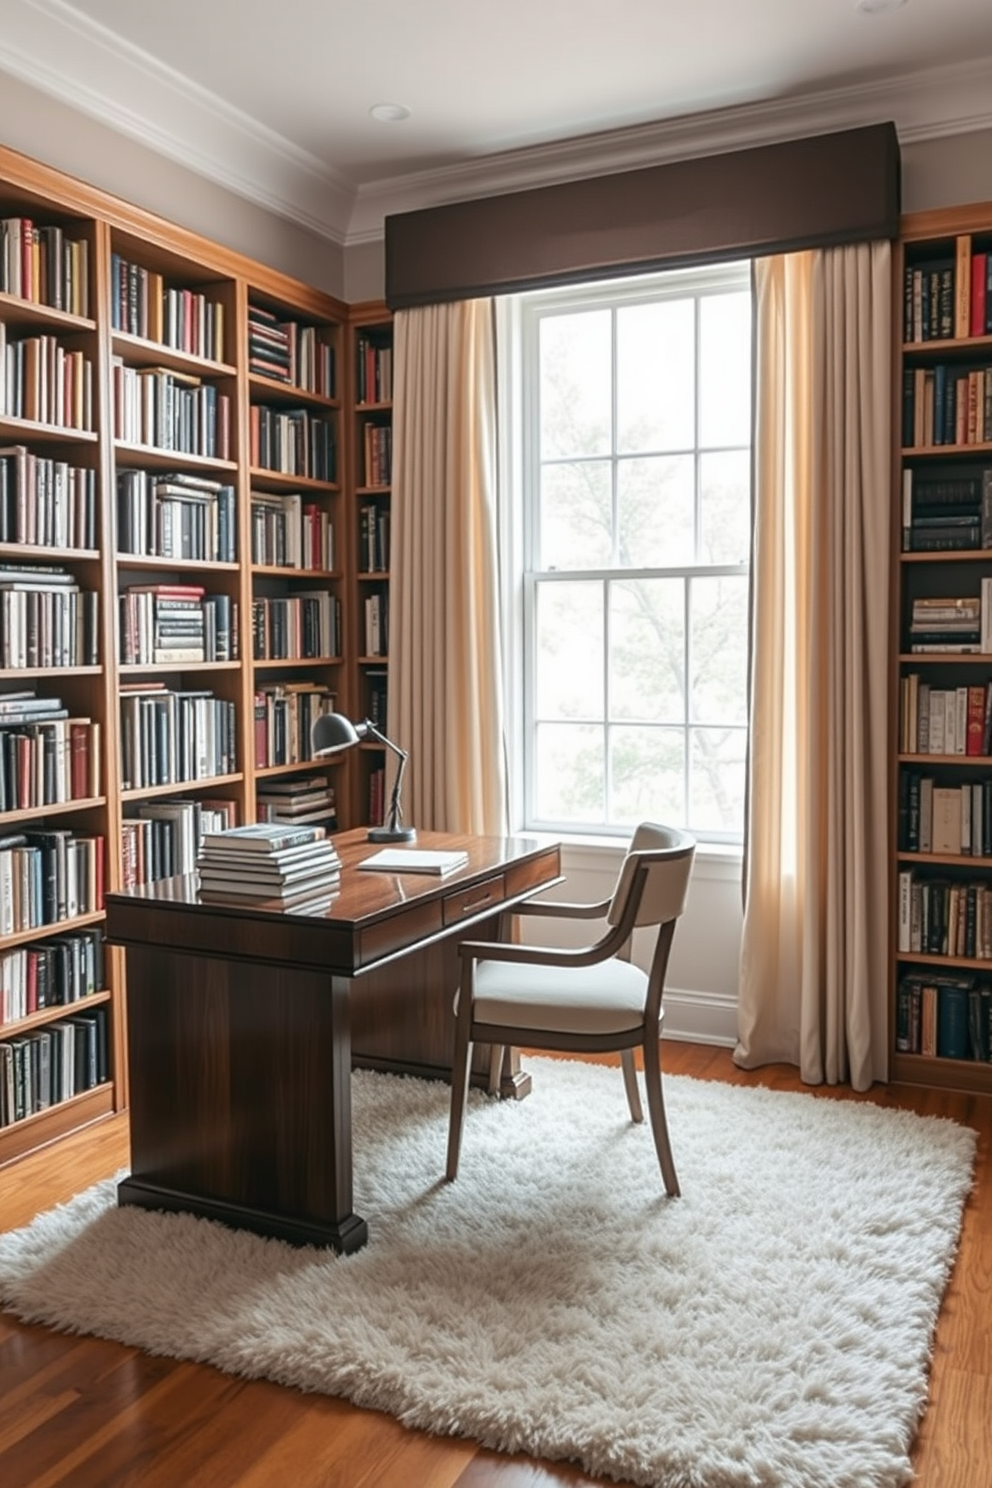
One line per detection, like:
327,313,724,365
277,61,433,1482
606,823,696,930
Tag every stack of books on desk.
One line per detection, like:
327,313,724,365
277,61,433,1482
196,822,341,906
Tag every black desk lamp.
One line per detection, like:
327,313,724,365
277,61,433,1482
311,712,417,843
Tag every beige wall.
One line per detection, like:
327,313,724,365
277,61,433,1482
901,128,992,217
0,71,344,296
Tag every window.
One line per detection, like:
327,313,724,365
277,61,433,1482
501,263,752,842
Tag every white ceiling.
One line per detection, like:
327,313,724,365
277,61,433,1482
2,0,992,244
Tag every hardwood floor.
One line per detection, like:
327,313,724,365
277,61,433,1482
1,1043,990,1488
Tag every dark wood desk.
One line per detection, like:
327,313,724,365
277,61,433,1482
105,829,561,1254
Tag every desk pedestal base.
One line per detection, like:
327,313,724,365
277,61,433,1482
117,1176,368,1253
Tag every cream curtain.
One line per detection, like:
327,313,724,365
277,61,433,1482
736,243,892,1090
389,299,508,835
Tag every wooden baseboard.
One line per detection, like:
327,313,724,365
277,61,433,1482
0,1109,130,1234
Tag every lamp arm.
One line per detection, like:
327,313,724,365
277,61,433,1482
360,720,409,833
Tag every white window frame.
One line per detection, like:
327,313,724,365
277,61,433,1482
496,261,752,845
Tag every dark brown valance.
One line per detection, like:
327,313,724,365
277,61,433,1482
385,122,900,309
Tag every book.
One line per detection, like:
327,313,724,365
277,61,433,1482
358,848,469,876
198,822,327,853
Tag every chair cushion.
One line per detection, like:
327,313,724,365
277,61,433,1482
466,956,650,1035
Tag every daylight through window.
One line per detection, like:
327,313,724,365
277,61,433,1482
505,263,753,842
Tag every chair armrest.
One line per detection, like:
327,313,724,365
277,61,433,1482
458,931,622,970
514,897,610,920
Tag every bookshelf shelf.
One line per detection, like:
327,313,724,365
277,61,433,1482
1,989,111,1038
0,417,97,443
113,442,237,473
0,798,105,825
0,291,95,333
894,202,992,1087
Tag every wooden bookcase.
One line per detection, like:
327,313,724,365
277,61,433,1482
0,140,359,1181
893,202,992,1094
346,303,393,829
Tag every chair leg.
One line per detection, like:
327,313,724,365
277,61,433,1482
620,1049,644,1123
642,1033,680,1198
487,1043,504,1095
446,1030,473,1181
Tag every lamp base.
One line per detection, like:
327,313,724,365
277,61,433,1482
367,825,418,844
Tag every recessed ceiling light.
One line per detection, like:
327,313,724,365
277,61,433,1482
854,0,907,13
370,103,411,123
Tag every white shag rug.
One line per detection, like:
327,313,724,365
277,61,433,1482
0,1058,977,1488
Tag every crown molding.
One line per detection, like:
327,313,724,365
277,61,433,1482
0,0,356,244
2,0,991,251
347,55,992,242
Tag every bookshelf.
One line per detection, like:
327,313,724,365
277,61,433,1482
894,202,992,1093
347,304,393,829
0,140,353,1184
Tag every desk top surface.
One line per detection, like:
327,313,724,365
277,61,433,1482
105,829,562,974
106,828,556,921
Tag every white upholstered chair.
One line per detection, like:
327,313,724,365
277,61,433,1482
445,823,696,1194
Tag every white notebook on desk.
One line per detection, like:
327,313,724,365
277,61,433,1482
358,848,469,876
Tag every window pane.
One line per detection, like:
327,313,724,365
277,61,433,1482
699,290,751,447
689,726,747,832
699,450,750,565
690,575,749,725
540,460,612,569
608,725,685,825
617,299,694,453
540,310,611,460
535,581,604,719
617,454,694,568
535,722,605,823
609,578,685,722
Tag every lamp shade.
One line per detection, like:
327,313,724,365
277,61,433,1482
312,712,362,756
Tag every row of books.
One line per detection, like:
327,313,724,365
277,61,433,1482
356,334,392,404
906,589,992,654
0,928,104,1027
0,564,99,669
249,405,336,482
119,584,237,665
248,305,335,396
900,467,992,551
903,236,992,344
359,501,390,572
111,360,231,459
256,774,336,828
250,593,340,661
0,830,105,937
365,669,388,729
117,469,237,563
111,254,226,361
250,492,334,570
1,1005,109,1128
897,870,992,960
367,762,386,828
364,592,388,656
902,363,992,449
196,821,341,908
119,683,237,791
0,715,100,813
899,773,992,857
0,216,90,317
899,677,992,756
120,797,236,889
253,682,335,769
0,327,93,431
0,446,97,551
895,973,990,1061
361,422,392,488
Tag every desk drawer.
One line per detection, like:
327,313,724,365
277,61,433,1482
442,873,506,927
